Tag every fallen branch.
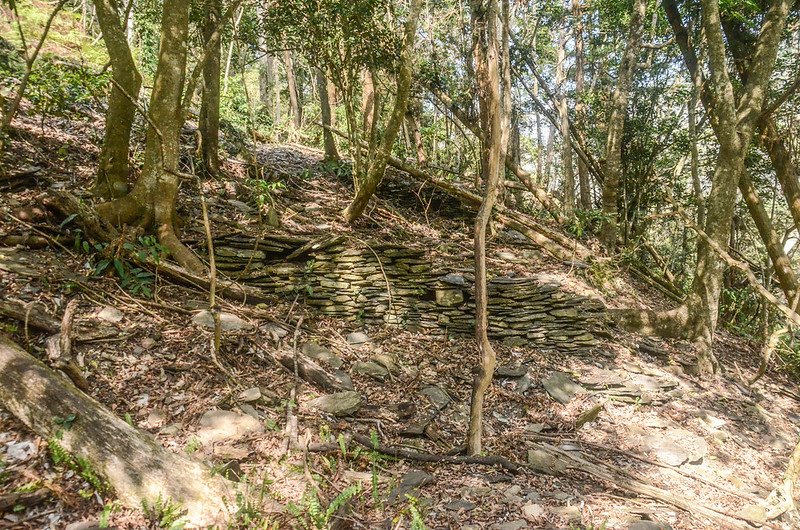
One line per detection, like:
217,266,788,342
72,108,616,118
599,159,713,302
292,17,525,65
45,299,88,392
348,433,521,474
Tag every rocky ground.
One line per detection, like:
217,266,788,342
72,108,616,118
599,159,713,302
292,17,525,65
1,111,800,529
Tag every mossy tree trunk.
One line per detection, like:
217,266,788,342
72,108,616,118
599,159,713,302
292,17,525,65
598,0,646,250
199,0,222,177
0,335,234,526
93,0,142,199
619,0,791,375
316,67,339,161
96,0,204,274
341,0,424,223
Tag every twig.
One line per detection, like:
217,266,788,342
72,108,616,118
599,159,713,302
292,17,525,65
348,433,521,473
283,316,304,454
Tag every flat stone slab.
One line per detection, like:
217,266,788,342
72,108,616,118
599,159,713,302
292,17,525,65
307,391,362,416
192,311,254,331
301,342,343,368
542,371,585,404
495,364,528,378
346,331,370,345
421,385,451,410
388,470,435,503
352,361,389,380
197,409,264,444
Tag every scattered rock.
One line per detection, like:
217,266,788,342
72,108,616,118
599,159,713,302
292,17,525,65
515,374,532,393
140,336,156,350
440,273,466,286
548,505,582,524
527,448,567,475
307,391,362,416
238,404,260,420
238,387,262,403
227,199,253,214
542,371,585,404
346,331,370,345
145,408,168,428
331,369,355,391
96,306,123,323
628,520,673,530
192,311,254,331
301,342,343,368
522,503,545,520
420,385,451,410
495,364,528,378
352,361,389,381
371,352,399,373
5,440,36,463
159,423,180,436
444,499,475,511
492,520,527,530
197,409,264,444
388,470,435,503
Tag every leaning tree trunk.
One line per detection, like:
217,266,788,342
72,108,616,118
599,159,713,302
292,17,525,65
467,0,507,456
598,0,646,250
0,335,234,526
341,0,423,223
96,0,204,274
93,0,142,199
198,0,222,177
316,68,339,161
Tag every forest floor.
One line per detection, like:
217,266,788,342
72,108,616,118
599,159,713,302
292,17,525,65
2,110,800,530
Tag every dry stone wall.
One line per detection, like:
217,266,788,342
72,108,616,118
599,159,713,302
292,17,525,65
210,234,606,351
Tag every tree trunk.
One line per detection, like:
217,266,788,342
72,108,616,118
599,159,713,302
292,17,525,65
619,0,791,375
405,97,427,166
342,0,423,223
758,118,800,232
316,68,339,161
598,0,646,250
572,0,591,209
0,335,234,526
198,0,221,177
467,0,506,456
284,51,302,129
553,27,574,215
92,0,142,199
96,0,204,274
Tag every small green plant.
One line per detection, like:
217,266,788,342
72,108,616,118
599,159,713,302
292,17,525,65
142,495,187,529
184,437,202,454
99,501,120,528
400,494,426,530
47,437,107,494
565,209,610,239
83,236,165,298
287,483,363,530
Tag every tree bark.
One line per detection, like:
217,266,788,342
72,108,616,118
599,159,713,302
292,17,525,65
405,96,427,166
573,0,591,210
0,335,234,526
467,0,507,457
96,0,204,274
199,0,222,177
284,51,302,129
316,68,339,161
598,0,646,250
342,0,423,223
554,27,574,215
92,0,142,198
